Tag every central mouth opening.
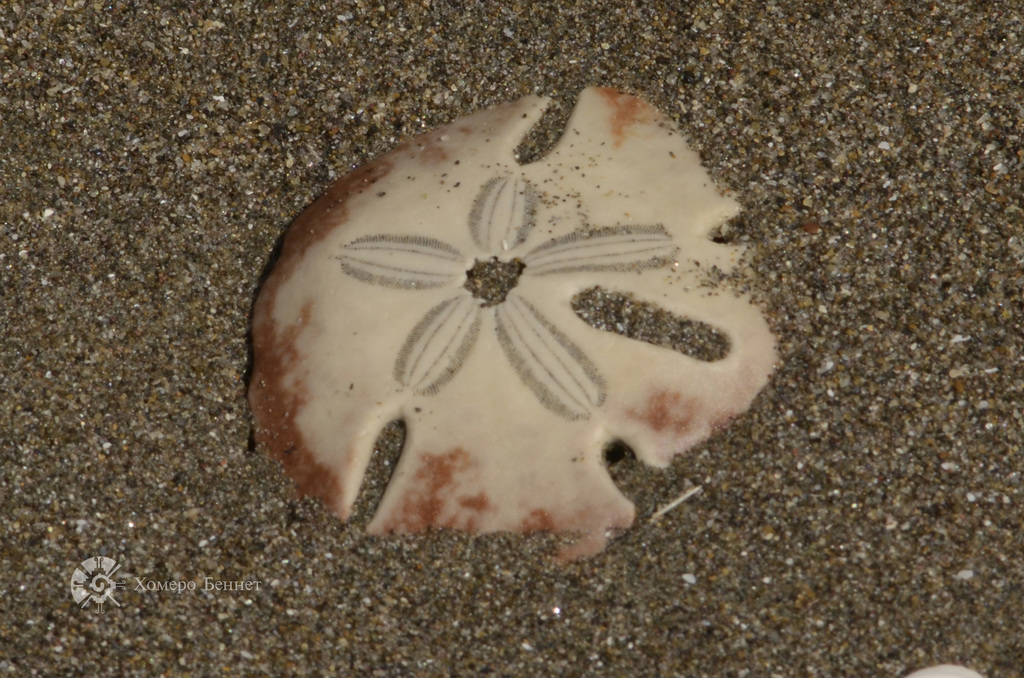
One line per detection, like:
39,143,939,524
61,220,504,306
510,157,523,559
463,257,526,307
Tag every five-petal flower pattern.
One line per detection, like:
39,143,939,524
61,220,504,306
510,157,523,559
337,175,678,420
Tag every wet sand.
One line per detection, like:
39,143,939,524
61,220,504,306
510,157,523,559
2,2,1021,675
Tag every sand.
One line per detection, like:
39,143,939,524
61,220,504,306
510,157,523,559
1,1,1021,675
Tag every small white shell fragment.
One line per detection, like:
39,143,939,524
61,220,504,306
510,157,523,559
650,485,703,521
904,666,984,678
249,87,777,559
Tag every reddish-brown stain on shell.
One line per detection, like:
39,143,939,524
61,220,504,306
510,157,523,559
249,300,343,511
459,493,492,512
271,158,395,281
519,508,556,533
595,87,655,147
383,448,492,532
627,389,700,436
419,144,449,165
248,158,395,515
397,130,450,165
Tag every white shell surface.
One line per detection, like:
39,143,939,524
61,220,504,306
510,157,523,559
249,87,777,557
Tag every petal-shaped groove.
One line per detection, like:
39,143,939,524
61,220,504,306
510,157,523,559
572,286,731,362
339,234,463,289
523,225,678,275
395,296,482,394
494,295,605,420
468,175,537,253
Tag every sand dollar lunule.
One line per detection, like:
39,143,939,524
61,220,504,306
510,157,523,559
249,87,777,559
